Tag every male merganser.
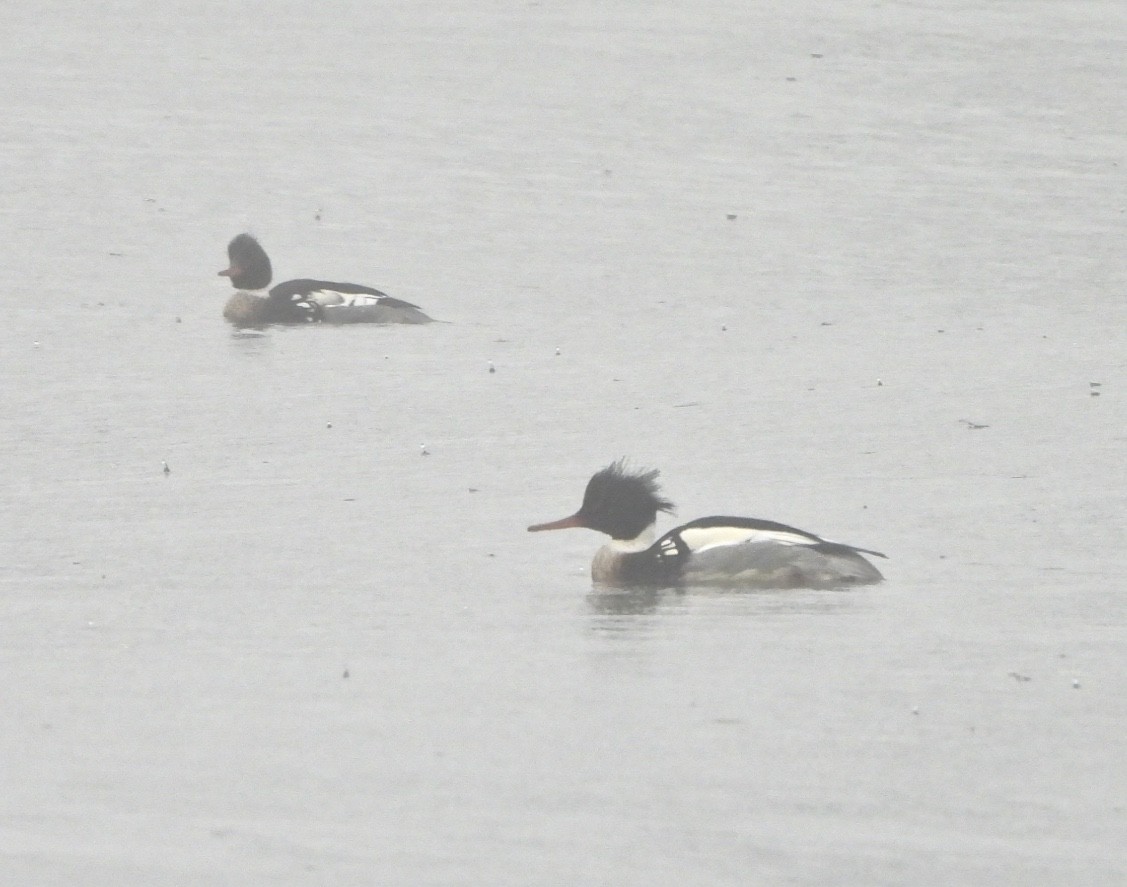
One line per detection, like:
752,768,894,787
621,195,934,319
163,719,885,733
528,460,886,588
218,233,433,326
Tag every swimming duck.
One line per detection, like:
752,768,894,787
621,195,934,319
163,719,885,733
218,233,433,326
528,460,886,588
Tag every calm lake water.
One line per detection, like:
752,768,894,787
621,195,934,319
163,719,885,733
2,1,1125,884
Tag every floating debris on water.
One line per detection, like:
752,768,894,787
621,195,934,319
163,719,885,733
162,461,171,476
488,361,495,373
420,444,429,456
960,419,989,430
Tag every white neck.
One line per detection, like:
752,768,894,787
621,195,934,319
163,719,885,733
591,524,657,585
606,523,656,553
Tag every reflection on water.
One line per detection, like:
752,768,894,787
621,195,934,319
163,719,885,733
586,583,869,623
585,584,680,617
229,329,270,345
724,587,870,618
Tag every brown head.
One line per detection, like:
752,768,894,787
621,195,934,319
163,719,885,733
218,233,273,290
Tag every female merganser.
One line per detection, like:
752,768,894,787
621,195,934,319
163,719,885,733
528,460,886,588
218,233,433,326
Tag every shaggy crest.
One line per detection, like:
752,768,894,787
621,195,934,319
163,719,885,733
584,459,674,514
574,459,675,540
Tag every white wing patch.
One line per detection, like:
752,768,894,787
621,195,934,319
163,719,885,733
678,525,816,554
309,290,384,308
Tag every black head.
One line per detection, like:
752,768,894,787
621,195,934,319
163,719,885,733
218,233,272,290
528,459,675,540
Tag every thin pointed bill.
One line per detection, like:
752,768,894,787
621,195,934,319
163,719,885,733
218,265,236,277
527,513,586,532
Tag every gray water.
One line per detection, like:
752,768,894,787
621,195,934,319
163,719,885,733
2,1,1125,884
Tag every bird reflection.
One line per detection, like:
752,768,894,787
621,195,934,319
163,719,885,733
586,585,679,616
586,583,868,621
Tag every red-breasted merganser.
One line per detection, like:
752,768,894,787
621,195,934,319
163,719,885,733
528,460,886,588
218,233,433,326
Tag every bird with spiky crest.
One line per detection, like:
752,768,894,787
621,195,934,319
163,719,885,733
529,460,886,588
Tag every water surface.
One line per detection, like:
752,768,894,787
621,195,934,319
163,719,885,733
1,1,1124,884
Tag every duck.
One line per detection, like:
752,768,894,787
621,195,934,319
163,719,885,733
528,460,886,588
218,233,434,326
